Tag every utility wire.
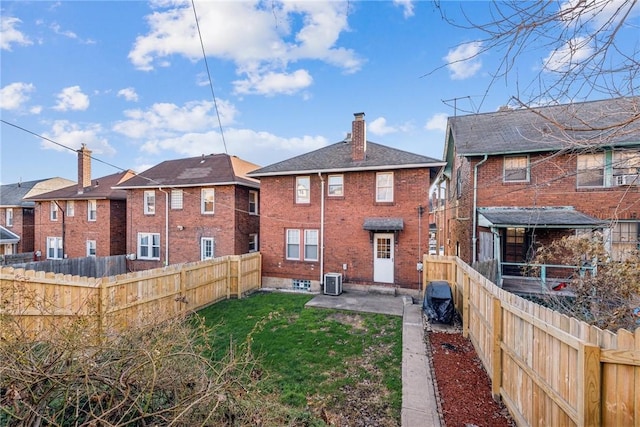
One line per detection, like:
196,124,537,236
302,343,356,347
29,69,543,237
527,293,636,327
191,0,228,154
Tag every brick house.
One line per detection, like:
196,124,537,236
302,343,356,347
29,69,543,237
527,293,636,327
440,97,640,283
26,145,134,260
113,153,260,270
0,177,75,255
248,112,445,292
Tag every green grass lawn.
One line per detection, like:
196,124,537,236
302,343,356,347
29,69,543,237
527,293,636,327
197,291,403,424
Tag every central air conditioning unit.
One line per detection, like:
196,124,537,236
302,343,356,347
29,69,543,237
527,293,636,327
616,174,639,186
324,273,343,296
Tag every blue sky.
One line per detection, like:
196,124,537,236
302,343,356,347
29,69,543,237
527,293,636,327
2,1,638,184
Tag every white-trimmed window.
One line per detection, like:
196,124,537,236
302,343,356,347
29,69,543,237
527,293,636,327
171,190,183,210
66,201,74,217
328,174,344,197
87,200,97,221
249,190,258,214
86,240,96,257
504,155,530,182
201,188,215,214
376,172,394,202
286,229,301,260
613,150,640,186
249,233,258,252
577,153,605,187
610,221,639,261
296,176,310,204
144,191,155,215
5,208,13,227
137,232,160,260
50,202,58,221
46,236,63,259
201,237,215,260
304,230,319,261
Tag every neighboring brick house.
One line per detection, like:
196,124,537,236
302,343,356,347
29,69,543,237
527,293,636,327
248,112,445,292
26,145,134,260
0,177,74,254
113,153,260,270
441,97,640,282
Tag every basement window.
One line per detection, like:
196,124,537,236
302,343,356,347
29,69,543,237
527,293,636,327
292,279,311,291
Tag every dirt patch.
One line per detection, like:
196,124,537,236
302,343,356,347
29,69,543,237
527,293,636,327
327,312,367,331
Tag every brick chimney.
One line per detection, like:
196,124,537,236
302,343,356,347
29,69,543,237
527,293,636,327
77,144,92,194
351,112,366,161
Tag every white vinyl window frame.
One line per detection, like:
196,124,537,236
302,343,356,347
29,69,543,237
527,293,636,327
46,236,63,259
376,172,394,202
201,237,215,260
50,201,58,221
66,201,74,217
249,190,258,214
201,188,215,214
86,240,96,257
5,208,13,227
504,155,530,182
171,189,183,210
144,190,156,215
249,233,258,252
304,229,319,261
296,176,310,204
137,232,160,260
286,229,301,260
328,174,344,197
87,199,97,221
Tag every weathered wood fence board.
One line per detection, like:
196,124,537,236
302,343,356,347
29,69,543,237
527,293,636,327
424,255,639,427
1,253,262,339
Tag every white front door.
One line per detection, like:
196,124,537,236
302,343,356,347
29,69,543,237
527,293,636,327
373,233,394,283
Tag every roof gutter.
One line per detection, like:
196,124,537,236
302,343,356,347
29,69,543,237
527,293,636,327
472,155,488,263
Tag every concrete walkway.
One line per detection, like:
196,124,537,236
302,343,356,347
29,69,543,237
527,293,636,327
305,290,442,427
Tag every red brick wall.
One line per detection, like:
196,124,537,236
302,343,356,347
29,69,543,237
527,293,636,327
126,185,259,270
33,199,127,259
259,168,431,289
0,207,34,253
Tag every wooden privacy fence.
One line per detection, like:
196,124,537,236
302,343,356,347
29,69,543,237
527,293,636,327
423,255,640,427
1,253,262,339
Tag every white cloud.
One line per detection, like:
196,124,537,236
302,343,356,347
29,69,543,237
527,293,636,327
543,37,594,72
0,82,35,110
559,0,640,28
128,1,361,95
393,0,415,18
117,87,139,102
42,120,115,156
369,117,397,136
1,16,32,50
233,69,313,96
425,113,448,132
112,99,237,139
444,41,483,80
53,86,90,111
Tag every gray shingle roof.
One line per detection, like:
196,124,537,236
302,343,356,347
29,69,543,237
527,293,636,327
363,217,404,231
248,140,444,177
0,225,20,243
478,207,604,228
1,178,75,207
450,97,640,156
26,171,135,201
114,154,260,189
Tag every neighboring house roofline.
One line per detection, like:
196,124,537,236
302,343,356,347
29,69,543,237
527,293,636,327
248,162,446,177
0,225,20,243
114,180,260,190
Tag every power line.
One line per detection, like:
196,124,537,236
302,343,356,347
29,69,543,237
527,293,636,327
191,0,228,154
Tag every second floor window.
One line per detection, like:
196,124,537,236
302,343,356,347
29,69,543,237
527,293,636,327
66,201,74,217
202,188,215,214
504,155,529,182
376,172,394,202
171,190,183,210
249,190,258,214
577,153,605,187
144,191,155,215
50,202,58,221
328,174,344,197
87,200,97,221
296,176,310,204
5,208,13,227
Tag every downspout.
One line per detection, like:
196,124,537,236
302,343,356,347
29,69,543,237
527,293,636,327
158,187,169,266
318,172,325,286
472,155,488,263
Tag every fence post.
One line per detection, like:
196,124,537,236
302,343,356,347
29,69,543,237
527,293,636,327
98,277,108,340
462,273,470,338
491,296,503,401
179,267,186,315
231,256,240,299
577,343,601,426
